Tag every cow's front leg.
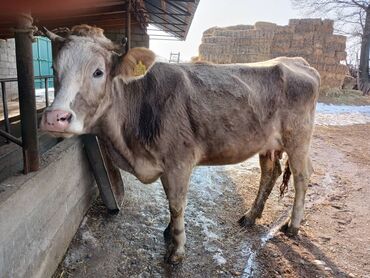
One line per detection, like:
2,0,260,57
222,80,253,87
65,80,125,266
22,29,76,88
160,167,192,264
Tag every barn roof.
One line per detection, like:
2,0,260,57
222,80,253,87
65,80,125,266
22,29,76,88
144,0,199,38
0,0,200,40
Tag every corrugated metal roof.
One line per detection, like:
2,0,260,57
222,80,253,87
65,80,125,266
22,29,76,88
142,0,200,39
0,0,199,40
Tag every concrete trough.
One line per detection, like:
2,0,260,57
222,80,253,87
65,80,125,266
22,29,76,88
0,138,96,278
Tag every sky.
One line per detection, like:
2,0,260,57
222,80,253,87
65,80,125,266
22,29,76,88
149,0,302,61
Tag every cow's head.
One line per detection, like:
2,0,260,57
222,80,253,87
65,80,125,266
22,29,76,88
40,25,155,137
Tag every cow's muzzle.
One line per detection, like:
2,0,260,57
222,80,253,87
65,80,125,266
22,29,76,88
40,109,72,133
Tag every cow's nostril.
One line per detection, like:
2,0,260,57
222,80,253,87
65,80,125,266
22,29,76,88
58,113,72,123
43,110,72,132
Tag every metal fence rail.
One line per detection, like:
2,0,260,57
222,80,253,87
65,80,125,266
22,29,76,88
0,75,54,151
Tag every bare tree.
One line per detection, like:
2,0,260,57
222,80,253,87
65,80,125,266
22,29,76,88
292,0,370,94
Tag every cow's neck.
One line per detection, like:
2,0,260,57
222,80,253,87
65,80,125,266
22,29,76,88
99,77,163,183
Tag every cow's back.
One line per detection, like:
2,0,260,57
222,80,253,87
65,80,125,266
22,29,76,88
137,59,320,165
167,57,320,119
145,62,279,164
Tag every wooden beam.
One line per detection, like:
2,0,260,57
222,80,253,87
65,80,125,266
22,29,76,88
14,14,40,173
126,0,132,51
35,15,142,31
34,3,128,21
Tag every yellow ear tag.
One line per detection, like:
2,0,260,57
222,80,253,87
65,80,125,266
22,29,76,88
134,61,147,76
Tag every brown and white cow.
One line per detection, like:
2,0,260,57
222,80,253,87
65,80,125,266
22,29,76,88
40,25,320,264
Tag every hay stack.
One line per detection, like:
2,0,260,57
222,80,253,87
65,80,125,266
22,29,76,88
199,19,348,88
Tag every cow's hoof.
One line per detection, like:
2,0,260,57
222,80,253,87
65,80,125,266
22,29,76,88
280,222,299,237
165,249,185,265
285,226,299,237
238,215,256,228
163,224,172,243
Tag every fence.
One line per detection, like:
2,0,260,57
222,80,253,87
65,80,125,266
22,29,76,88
0,75,54,166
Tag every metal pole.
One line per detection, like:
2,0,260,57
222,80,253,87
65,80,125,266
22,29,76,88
1,81,11,143
125,0,132,52
44,77,49,107
0,129,22,146
14,14,40,173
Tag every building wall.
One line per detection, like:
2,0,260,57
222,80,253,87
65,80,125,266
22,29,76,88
0,39,18,100
199,19,348,88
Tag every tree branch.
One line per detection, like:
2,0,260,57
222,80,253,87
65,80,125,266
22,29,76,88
350,0,368,9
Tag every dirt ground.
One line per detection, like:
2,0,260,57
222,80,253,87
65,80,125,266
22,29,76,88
53,123,370,278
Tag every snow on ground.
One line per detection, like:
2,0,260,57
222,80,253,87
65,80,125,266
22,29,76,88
315,103,370,126
35,88,55,104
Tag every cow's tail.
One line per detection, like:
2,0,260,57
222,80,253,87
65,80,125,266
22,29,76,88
279,160,291,197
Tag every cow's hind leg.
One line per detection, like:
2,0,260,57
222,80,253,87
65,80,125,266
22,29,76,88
239,152,282,227
160,167,191,264
281,148,313,236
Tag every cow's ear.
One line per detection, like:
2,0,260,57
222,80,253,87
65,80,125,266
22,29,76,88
116,47,156,79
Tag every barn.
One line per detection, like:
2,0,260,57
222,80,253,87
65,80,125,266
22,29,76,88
0,1,199,276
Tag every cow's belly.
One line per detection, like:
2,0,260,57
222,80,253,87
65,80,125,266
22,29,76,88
198,129,282,166
198,142,262,165
199,150,257,165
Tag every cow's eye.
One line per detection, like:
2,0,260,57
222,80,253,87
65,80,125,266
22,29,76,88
93,69,104,78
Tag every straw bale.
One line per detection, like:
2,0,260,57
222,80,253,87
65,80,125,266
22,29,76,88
255,21,277,31
198,18,348,87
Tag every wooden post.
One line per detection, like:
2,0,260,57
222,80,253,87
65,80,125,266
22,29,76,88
14,14,40,173
125,0,132,52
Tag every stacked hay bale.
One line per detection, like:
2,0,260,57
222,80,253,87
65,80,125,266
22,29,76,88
200,23,275,63
199,19,348,88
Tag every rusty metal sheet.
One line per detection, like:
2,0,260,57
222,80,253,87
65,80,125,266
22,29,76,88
82,134,124,212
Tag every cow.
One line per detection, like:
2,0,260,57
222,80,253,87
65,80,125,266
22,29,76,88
40,25,320,264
